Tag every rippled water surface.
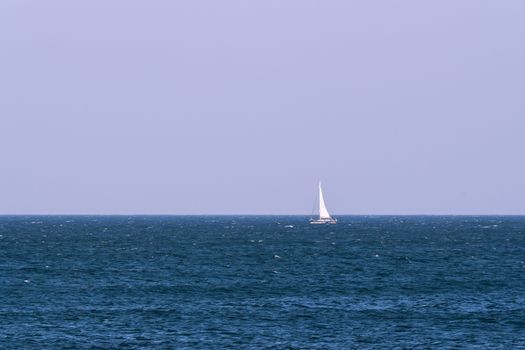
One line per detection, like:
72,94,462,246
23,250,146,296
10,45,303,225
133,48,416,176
1,216,524,348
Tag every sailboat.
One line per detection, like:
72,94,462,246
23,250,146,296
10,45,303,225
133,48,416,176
310,182,337,224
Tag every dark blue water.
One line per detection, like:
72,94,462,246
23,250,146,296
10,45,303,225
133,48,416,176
1,216,524,349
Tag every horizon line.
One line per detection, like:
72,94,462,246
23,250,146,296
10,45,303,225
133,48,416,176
1,213,525,217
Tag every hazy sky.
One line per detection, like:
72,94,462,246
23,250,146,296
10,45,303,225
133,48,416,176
1,1,524,214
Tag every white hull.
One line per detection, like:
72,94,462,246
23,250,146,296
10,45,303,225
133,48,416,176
310,218,337,225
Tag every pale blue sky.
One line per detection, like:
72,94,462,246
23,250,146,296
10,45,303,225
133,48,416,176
1,1,524,214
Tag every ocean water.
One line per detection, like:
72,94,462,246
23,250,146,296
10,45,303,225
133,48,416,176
0,216,524,349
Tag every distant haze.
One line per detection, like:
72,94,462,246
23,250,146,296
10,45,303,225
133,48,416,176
1,1,524,215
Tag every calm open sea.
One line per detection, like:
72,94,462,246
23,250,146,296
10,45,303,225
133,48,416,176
0,216,524,349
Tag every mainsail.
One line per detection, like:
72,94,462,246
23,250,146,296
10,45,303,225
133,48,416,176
318,182,331,219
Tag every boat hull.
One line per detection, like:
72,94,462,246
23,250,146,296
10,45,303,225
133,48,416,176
310,218,337,224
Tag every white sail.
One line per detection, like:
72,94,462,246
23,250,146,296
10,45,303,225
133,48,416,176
318,182,331,219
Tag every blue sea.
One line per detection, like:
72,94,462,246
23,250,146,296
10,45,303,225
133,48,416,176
1,216,524,349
